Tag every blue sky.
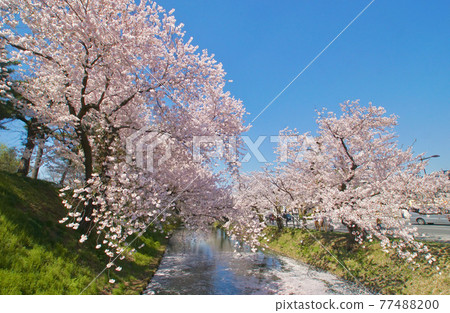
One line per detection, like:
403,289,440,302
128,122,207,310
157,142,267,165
1,0,448,174
158,0,449,172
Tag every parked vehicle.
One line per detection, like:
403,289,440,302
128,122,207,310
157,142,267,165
409,209,450,225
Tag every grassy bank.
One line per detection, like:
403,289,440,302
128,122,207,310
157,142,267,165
0,171,168,295
265,227,449,294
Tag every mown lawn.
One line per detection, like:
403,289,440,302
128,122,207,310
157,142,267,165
264,227,449,294
0,171,168,294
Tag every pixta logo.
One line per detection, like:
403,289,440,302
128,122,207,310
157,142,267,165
126,126,171,172
126,127,312,171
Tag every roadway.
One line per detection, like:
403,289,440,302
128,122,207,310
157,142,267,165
283,219,450,243
412,224,450,243
332,223,450,243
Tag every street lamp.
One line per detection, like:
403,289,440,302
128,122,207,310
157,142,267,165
420,155,440,175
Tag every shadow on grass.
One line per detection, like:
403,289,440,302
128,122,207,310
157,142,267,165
0,171,167,295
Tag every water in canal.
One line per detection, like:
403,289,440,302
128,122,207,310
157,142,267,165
144,229,370,295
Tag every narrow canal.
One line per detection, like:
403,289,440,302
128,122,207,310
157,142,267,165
144,229,370,295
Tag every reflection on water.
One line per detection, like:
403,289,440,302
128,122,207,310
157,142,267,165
144,229,370,295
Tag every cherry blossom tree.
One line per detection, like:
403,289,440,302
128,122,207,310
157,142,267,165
0,39,19,126
1,39,47,177
273,101,449,262
216,171,269,251
0,0,250,264
232,171,282,230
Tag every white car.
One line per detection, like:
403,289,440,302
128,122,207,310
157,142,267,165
410,209,450,225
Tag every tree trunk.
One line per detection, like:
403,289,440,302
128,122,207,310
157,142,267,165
78,126,93,180
274,206,284,231
77,125,94,232
59,167,68,186
344,222,364,250
31,137,45,179
17,119,38,176
276,217,284,231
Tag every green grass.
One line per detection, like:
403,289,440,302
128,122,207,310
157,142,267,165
0,171,168,294
264,227,450,295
